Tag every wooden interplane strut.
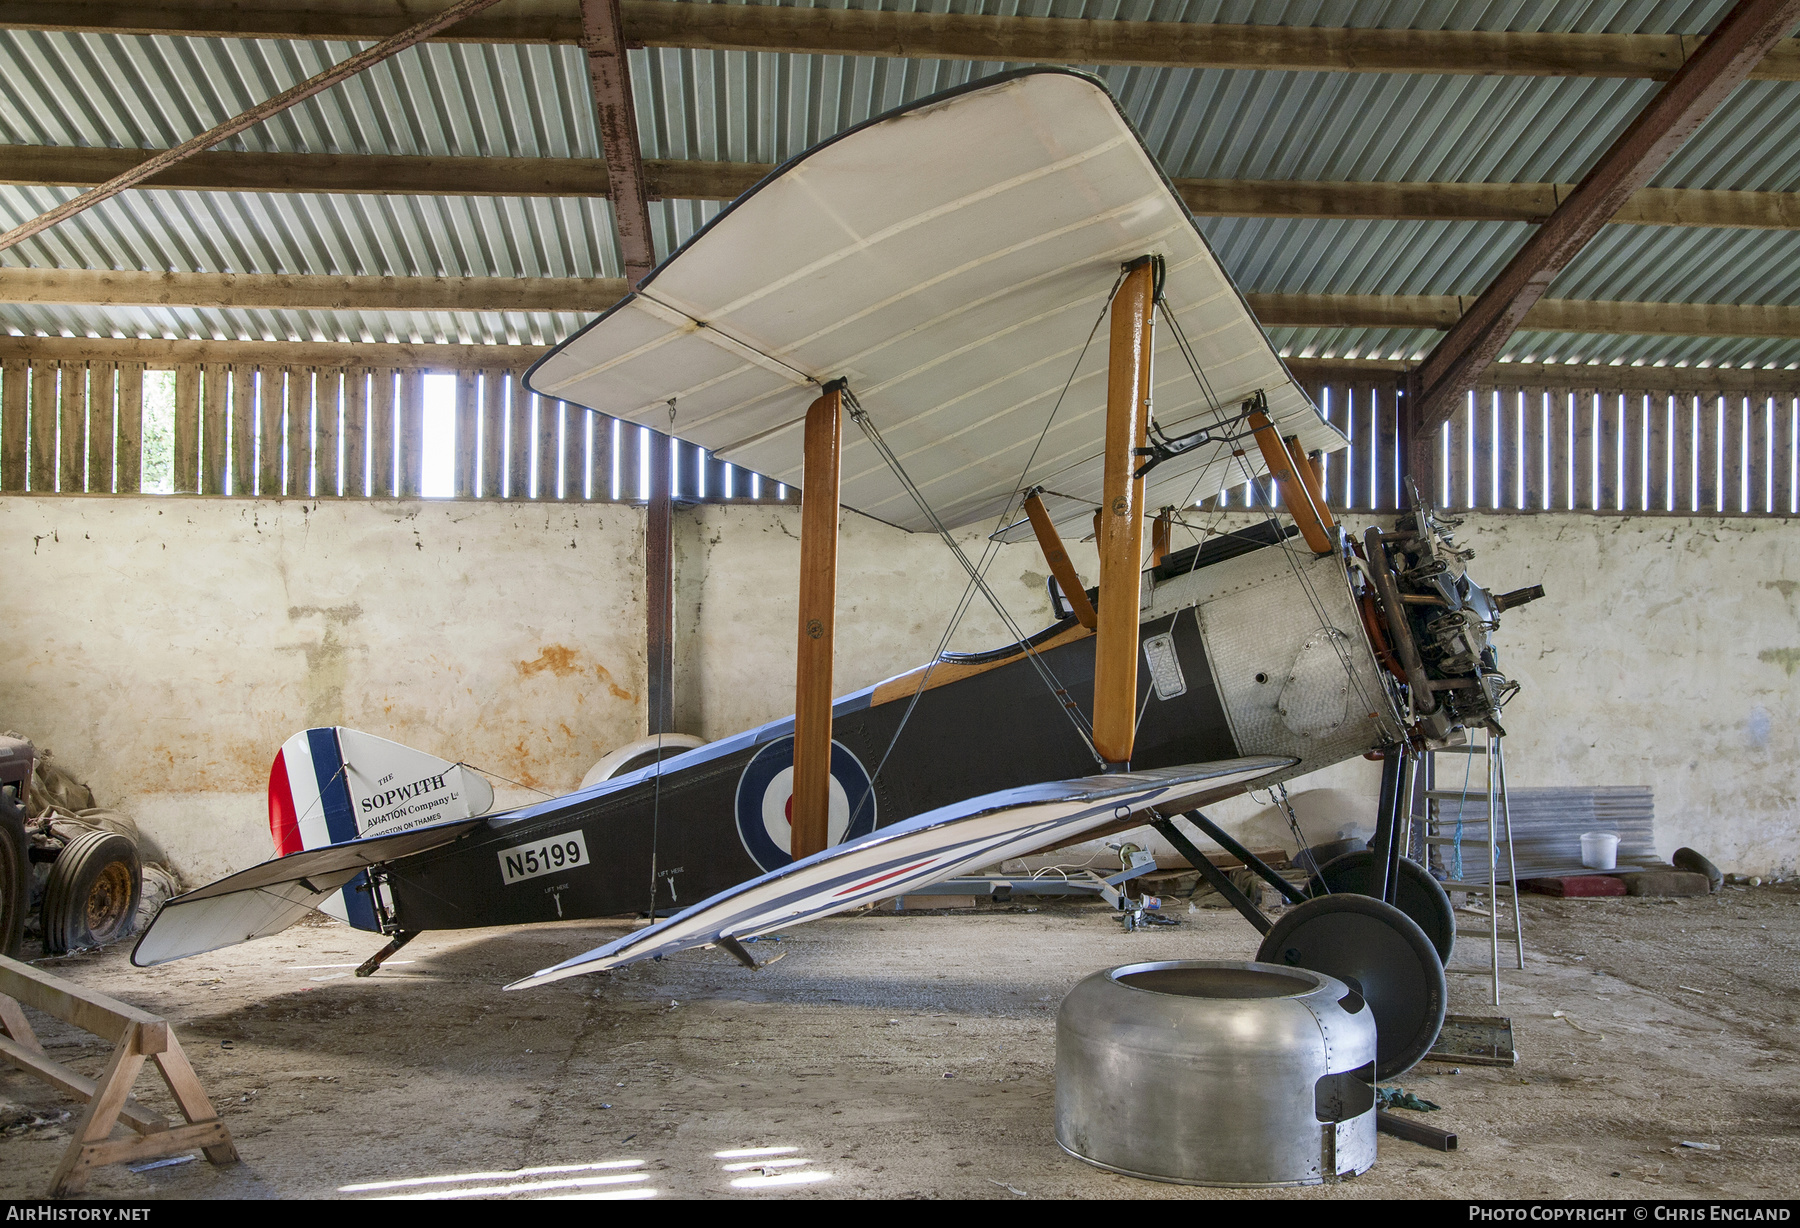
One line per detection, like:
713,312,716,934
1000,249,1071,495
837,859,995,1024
0,0,509,255
1023,490,1097,630
1092,257,1156,766
1248,407,1334,553
1404,0,1800,487
578,0,656,287
792,385,844,859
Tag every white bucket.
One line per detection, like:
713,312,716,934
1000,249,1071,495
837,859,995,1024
1580,831,1620,871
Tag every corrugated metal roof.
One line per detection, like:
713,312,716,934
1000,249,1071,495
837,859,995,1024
3,0,1799,367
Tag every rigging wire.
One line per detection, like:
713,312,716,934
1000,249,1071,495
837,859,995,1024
844,385,1102,761
839,264,1137,810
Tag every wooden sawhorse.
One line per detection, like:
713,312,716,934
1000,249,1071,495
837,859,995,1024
0,954,239,1195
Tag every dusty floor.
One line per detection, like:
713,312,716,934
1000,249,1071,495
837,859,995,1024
2,884,1797,1200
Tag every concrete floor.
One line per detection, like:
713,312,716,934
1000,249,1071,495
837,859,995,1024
2,884,1796,1200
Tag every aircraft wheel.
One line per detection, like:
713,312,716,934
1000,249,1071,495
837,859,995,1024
1309,850,1456,963
41,830,141,955
0,791,26,958
1257,893,1446,1080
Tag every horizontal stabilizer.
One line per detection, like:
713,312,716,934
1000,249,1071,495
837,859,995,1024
507,756,1290,990
131,818,488,967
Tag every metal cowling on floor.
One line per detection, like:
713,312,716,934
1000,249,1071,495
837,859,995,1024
1055,960,1378,1187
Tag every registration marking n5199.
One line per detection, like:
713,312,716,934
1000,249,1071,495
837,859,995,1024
499,831,591,885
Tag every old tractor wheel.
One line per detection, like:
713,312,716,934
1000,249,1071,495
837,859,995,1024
0,791,26,958
41,830,141,955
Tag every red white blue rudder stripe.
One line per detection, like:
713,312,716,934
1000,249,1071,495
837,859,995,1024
268,727,497,932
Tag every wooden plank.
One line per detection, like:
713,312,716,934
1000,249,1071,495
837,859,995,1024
285,368,312,496
199,362,227,494
1697,392,1722,512
369,369,396,497
341,368,368,498
230,363,256,495
26,1,1800,82
1595,390,1621,511
172,363,200,494
0,359,24,491
1671,392,1696,512
149,1034,238,1163
1642,392,1667,511
314,368,342,497
506,383,531,499
537,397,561,499
0,956,167,1052
0,1033,168,1135
453,368,477,498
1747,394,1772,513
1491,388,1516,510
256,369,283,496
1618,391,1644,512
1780,396,1799,514
478,369,503,499
1720,393,1746,513
398,370,424,498
86,362,116,493
0,992,41,1050
114,363,142,493
13,144,1800,229
612,416,640,502
56,361,85,492
1372,385,1397,511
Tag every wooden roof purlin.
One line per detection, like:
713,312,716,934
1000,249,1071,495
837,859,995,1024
525,68,1343,536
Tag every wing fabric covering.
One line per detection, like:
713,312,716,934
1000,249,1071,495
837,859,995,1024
507,758,1290,989
130,819,487,967
527,69,1341,535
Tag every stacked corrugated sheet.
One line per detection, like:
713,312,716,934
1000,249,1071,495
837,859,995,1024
1430,786,1659,881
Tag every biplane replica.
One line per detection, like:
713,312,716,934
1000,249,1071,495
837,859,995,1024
134,69,1540,1078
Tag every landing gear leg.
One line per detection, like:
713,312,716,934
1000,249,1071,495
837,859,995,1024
355,930,417,978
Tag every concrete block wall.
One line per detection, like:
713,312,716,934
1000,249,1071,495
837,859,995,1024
0,496,1793,882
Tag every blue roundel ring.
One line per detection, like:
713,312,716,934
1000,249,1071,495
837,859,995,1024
735,735,877,872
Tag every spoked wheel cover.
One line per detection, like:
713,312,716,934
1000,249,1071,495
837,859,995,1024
1257,894,1447,1080
1310,850,1456,963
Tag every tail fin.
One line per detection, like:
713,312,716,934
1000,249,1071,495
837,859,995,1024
268,728,496,931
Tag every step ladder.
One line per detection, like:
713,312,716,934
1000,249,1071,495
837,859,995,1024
1412,731,1524,1005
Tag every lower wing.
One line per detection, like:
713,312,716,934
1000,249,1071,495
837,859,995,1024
506,757,1291,990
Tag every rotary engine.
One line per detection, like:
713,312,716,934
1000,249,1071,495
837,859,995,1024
1354,500,1544,744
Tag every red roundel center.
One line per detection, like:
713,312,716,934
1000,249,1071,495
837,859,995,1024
783,794,794,825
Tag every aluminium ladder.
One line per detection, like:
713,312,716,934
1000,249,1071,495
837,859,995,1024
1414,732,1525,1005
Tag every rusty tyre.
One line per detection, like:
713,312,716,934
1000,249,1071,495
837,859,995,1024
0,791,25,958
41,830,141,955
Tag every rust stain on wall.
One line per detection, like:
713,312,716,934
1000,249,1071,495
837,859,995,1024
517,644,583,678
594,663,635,703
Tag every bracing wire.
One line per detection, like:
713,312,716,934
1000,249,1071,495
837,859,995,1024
845,385,1102,763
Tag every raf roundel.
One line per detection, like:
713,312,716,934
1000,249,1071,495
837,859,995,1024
735,736,877,872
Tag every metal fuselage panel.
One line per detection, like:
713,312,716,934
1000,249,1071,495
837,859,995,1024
384,539,1388,931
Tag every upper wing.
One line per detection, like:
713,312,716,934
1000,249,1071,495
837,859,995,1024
131,818,487,967
525,69,1341,535
506,757,1290,990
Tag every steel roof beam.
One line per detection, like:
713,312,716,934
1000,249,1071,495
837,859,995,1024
12,1,1800,81
0,0,510,255
1405,0,1800,481
6,270,1799,338
8,147,1800,230
578,0,654,288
